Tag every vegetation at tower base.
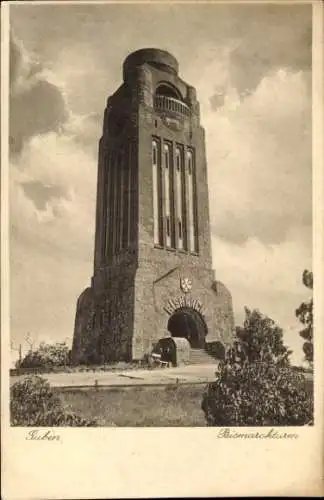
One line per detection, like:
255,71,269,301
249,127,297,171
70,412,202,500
10,375,98,426
18,341,71,369
201,308,313,426
295,269,313,364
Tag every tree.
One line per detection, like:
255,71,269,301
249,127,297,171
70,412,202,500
296,269,313,364
201,308,313,426
235,308,292,365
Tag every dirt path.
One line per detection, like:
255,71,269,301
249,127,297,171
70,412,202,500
10,364,219,388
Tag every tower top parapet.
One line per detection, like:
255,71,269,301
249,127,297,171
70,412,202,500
123,48,179,80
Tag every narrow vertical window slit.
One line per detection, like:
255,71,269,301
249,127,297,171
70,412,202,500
175,146,183,250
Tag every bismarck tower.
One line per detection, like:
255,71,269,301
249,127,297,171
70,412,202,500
72,48,235,364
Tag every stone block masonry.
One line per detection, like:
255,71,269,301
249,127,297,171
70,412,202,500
72,48,235,364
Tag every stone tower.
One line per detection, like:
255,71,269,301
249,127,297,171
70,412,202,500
72,48,235,364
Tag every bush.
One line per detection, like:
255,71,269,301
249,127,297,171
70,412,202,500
202,308,313,426
202,361,313,426
20,342,71,369
10,375,97,426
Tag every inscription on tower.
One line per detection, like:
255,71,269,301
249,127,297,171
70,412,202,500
164,296,205,316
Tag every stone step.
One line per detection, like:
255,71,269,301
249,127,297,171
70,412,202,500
188,348,218,365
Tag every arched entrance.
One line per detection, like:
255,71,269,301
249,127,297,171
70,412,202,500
167,307,207,349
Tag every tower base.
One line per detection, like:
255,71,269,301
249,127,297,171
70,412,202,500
71,262,235,365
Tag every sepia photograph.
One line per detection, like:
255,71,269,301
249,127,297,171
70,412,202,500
7,1,315,432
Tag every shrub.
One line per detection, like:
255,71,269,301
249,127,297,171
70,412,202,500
10,375,97,426
202,308,313,426
20,342,70,369
202,361,313,426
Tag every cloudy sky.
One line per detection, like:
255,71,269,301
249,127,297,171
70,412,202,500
9,2,312,363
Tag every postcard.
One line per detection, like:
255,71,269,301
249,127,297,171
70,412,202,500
1,1,323,498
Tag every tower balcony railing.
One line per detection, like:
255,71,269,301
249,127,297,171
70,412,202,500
154,95,191,117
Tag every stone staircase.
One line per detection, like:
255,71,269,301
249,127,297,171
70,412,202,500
188,348,219,365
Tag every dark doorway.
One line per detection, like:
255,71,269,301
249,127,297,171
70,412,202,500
167,307,207,349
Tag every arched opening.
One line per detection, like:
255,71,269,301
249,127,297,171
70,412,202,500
167,307,207,349
156,82,182,100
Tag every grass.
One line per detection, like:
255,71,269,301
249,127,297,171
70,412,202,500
57,383,207,427
56,376,313,427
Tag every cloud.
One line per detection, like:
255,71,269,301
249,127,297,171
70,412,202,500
9,32,23,84
10,131,96,257
10,33,69,155
212,233,312,365
11,4,311,116
205,4,312,101
197,67,312,246
62,111,102,155
21,181,67,211
228,8,311,97
10,130,97,345
9,33,100,222
9,33,99,346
